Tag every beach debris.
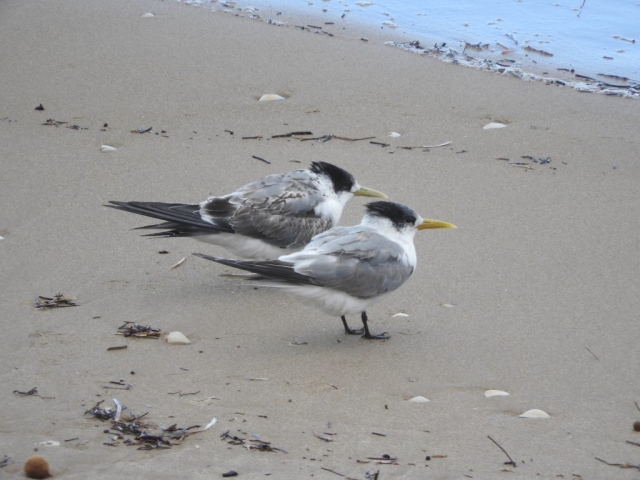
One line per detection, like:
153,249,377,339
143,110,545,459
408,396,430,403
14,387,38,396
612,35,636,43
36,440,60,447
422,140,452,148
523,45,553,57
313,431,333,442
633,421,640,432
107,345,128,351
483,122,506,130
388,132,401,137
86,399,216,449
100,145,117,152
35,294,78,309
222,471,238,478
117,321,161,339
485,390,510,398
169,257,186,270
0,236,4,240
141,12,155,18
166,331,191,345
440,303,455,308
0,455,9,468
42,118,67,126
356,1,374,6
271,131,313,138
382,21,398,28
131,126,153,134
364,454,398,465
220,430,286,453
34,104,45,111
487,435,517,468
252,155,271,164
370,141,390,147
595,457,640,471
519,409,550,419
23,455,51,479
392,312,409,317
259,94,285,102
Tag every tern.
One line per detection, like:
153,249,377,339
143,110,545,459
107,161,386,260
194,201,456,339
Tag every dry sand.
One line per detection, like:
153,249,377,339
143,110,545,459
1,0,639,478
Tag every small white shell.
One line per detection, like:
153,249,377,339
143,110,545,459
100,145,117,152
408,396,430,403
440,303,455,308
484,390,509,398
0,236,4,240
392,312,409,317
259,94,285,102
166,331,191,345
36,440,60,447
483,122,506,130
141,12,155,18
519,409,550,418
388,132,401,137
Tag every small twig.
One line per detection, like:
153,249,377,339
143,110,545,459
487,435,516,467
252,155,271,164
626,440,640,447
595,457,640,471
271,131,313,138
634,401,640,412
320,467,359,480
586,347,600,360
107,345,128,351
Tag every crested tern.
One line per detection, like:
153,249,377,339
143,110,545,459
194,201,456,339
107,162,386,260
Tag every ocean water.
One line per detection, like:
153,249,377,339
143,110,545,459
182,0,640,96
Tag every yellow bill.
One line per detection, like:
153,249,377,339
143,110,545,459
354,186,388,198
417,219,457,230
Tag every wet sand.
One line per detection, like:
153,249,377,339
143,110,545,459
1,0,639,478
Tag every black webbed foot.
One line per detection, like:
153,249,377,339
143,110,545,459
360,311,390,340
362,331,390,340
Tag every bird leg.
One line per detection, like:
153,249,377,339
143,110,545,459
341,316,364,335
360,311,389,340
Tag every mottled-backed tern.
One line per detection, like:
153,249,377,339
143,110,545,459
107,162,386,260
194,201,456,339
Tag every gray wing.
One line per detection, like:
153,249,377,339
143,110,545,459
282,227,415,299
200,170,333,248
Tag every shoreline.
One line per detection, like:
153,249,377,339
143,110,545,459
177,0,640,99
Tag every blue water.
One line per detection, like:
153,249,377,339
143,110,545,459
187,0,640,89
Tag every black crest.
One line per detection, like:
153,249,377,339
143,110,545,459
310,161,356,194
365,201,418,229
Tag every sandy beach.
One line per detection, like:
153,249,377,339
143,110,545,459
1,0,639,478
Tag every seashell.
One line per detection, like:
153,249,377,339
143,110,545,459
483,122,506,130
484,390,509,398
392,312,409,317
141,12,155,18
166,331,191,345
0,236,4,240
519,409,550,418
100,145,117,152
259,94,285,102
408,396,430,403
382,21,398,28
440,303,455,308
388,132,401,137
24,455,52,479
36,440,60,447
